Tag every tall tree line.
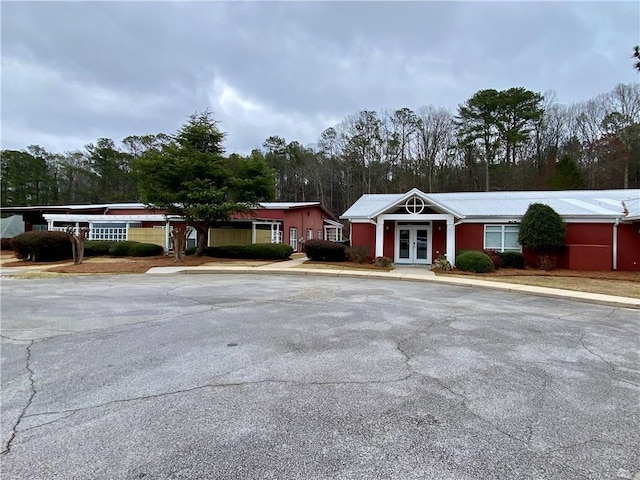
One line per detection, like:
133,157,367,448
260,83,640,216
2,83,639,216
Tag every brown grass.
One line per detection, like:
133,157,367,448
300,260,394,272
1,255,271,275
436,269,640,298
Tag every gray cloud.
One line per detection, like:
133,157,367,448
1,1,638,155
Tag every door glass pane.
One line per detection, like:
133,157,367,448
416,229,428,259
399,229,410,258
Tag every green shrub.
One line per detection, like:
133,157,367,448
304,239,347,262
500,251,525,269
1,238,14,250
349,245,370,264
456,250,495,273
128,242,164,257
184,247,197,256
11,231,73,262
108,241,140,256
518,203,566,254
84,240,117,257
243,243,293,259
210,245,246,258
106,241,164,257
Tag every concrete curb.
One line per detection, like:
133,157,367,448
146,266,640,310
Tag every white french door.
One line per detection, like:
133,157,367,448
395,225,431,264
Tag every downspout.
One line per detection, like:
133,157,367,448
613,218,619,271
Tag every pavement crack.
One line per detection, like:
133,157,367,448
580,335,615,372
543,438,626,456
24,375,415,420
1,340,36,455
525,367,551,446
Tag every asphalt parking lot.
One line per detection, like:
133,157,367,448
1,274,639,479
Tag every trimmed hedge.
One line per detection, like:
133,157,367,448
11,231,73,262
500,251,525,269
127,242,165,257
84,240,117,257
456,250,495,273
185,243,293,260
304,239,347,262
108,241,164,257
108,241,141,256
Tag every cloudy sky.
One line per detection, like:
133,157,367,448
2,1,639,155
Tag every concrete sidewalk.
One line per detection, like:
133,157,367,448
146,260,640,310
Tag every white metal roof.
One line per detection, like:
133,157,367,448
4,203,148,211
258,202,320,209
43,214,174,222
341,189,640,220
0,215,25,237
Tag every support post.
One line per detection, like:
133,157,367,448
446,217,456,267
375,220,384,258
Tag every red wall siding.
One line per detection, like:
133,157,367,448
248,209,284,221
432,221,446,260
617,223,640,271
383,221,394,259
351,223,376,258
565,223,612,245
563,245,613,270
455,223,484,252
283,207,327,247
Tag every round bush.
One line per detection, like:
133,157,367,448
11,231,73,262
128,242,164,257
456,250,495,273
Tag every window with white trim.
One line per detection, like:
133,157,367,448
484,225,521,252
290,228,298,252
307,229,313,240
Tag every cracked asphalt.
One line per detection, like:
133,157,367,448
1,274,639,480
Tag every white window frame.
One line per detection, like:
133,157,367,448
484,224,521,252
307,229,313,240
290,228,298,252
